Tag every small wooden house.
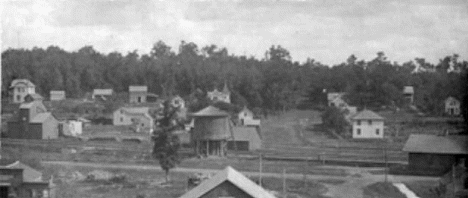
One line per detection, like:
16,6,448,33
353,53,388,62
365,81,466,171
207,83,231,103
403,86,414,105
228,126,262,151
179,166,275,198
49,90,65,101
350,110,385,139
445,96,461,116
129,86,148,103
191,106,232,157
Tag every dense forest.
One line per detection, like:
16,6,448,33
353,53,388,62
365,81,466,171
2,41,467,116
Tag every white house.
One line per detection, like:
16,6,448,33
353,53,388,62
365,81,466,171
351,110,385,139
10,79,36,103
61,120,83,137
237,106,260,126
327,92,357,119
50,90,66,101
207,83,231,103
113,107,154,133
445,96,461,116
92,89,113,100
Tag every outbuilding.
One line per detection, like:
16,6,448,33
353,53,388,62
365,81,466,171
191,106,232,157
228,126,262,151
49,90,65,101
403,134,468,173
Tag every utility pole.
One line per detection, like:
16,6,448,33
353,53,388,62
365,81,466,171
259,153,263,187
282,168,286,198
384,139,388,183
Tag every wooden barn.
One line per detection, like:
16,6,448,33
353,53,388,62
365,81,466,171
403,134,468,173
191,106,232,157
228,126,262,151
179,166,275,198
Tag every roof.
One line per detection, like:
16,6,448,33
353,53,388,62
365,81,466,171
10,79,35,88
403,86,414,94
403,134,468,154
233,126,262,140
26,93,44,100
327,92,344,101
129,86,148,92
350,110,384,120
19,100,44,109
4,161,43,182
30,112,54,123
445,96,460,103
93,89,113,95
191,106,229,117
118,107,149,114
50,90,65,95
179,166,275,198
222,82,230,94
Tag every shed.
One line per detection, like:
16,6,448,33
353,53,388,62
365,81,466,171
129,86,148,103
179,166,275,198
403,134,468,173
191,106,232,157
228,126,262,151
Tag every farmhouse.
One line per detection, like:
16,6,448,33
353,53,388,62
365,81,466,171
403,86,414,105
236,106,261,126
113,107,154,133
350,110,385,139
0,161,55,198
129,85,147,103
207,83,231,103
7,97,59,139
92,89,113,100
10,79,36,103
191,106,232,157
228,126,262,151
445,96,461,116
179,166,275,198
403,134,468,173
49,90,65,101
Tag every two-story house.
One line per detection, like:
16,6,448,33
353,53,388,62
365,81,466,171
10,79,36,103
351,110,385,139
207,83,231,103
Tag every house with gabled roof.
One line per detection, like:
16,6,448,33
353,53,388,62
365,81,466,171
49,90,65,101
129,85,148,103
403,86,414,105
403,134,468,173
207,83,231,103
350,110,385,139
179,166,275,198
10,79,36,103
228,126,262,151
445,96,461,116
113,107,154,133
92,89,113,101
237,106,261,127
6,95,59,139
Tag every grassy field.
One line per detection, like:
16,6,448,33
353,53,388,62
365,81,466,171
42,164,330,198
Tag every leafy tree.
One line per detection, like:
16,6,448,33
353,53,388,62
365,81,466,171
152,99,186,182
321,106,349,135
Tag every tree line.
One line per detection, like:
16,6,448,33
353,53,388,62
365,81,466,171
2,41,467,116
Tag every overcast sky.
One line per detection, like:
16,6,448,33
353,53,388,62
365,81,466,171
2,0,467,65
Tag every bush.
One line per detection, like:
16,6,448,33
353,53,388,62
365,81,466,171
321,106,350,135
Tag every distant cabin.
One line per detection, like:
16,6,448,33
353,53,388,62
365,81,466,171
113,107,154,133
237,106,260,126
403,134,468,173
7,95,59,139
10,79,36,103
92,89,113,100
179,166,275,198
350,110,385,139
445,97,461,116
129,85,148,103
403,86,414,105
50,90,66,101
207,83,231,103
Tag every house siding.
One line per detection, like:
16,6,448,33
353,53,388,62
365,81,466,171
352,120,384,139
41,116,59,139
408,153,464,173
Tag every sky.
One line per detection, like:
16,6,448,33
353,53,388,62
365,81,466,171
2,0,468,65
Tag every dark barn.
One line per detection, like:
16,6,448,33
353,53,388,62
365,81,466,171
403,134,468,174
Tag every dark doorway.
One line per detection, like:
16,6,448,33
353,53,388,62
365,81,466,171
0,186,9,198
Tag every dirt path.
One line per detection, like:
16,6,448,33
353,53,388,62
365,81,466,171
43,161,439,198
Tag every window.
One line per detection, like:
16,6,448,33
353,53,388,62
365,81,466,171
138,96,141,103
376,129,380,135
16,95,21,101
120,117,123,122
120,110,124,114
244,112,247,117
357,129,361,135
357,120,361,125
368,120,372,125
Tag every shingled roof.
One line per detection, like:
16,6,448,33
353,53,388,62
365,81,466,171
10,79,35,88
350,110,384,120
179,166,275,198
191,106,229,117
403,134,468,154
